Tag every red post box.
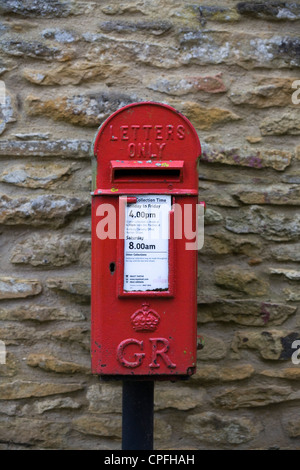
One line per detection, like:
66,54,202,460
91,102,201,379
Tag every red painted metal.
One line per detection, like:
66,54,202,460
91,102,201,378
93,101,200,195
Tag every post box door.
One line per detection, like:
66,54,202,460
91,194,198,377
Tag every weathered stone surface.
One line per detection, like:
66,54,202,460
0,323,40,345
199,6,241,24
246,136,262,144
0,277,42,300
23,60,128,86
260,112,300,135
0,417,69,448
174,101,240,130
146,73,227,96
0,304,85,322
184,412,263,444
34,397,81,414
0,140,90,158
281,171,300,184
200,164,289,185
153,418,173,442
73,414,171,441
87,383,122,414
231,330,300,360
14,132,51,140
46,276,91,301
11,234,90,267
49,326,90,350
26,353,90,374
284,288,300,302
270,268,300,280
192,364,254,383
283,417,300,438
0,0,94,18
204,208,223,225
229,76,298,108
236,2,300,21
154,383,205,411
0,39,74,61
101,3,145,15
199,183,239,207
0,194,90,227
84,33,180,69
0,162,75,188
214,265,269,296
198,299,296,326
179,30,300,69
73,414,121,438
200,143,292,171
214,385,300,409
225,206,300,241
0,55,10,75
0,380,83,400
261,368,300,380
0,353,18,377
0,22,9,34
0,0,71,17
202,232,261,256
197,334,227,361
0,403,17,416
99,20,172,35
0,91,16,135
26,91,138,126
41,28,77,43
235,184,300,205
71,217,91,234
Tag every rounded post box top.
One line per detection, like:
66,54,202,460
92,101,201,195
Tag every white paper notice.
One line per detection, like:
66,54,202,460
124,195,171,292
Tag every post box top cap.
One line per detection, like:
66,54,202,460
93,101,201,161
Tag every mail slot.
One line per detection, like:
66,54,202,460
111,161,184,183
91,102,201,378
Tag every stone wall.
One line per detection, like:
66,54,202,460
0,0,300,450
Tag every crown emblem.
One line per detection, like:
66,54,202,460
131,303,160,332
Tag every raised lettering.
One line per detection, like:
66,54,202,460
143,125,152,140
117,338,145,368
155,125,163,140
137,142,146,158
128,143,135,158
177,125,185,140
131,125,140,140
166,124,174,140
148,142,157,158
109,125,118,141
120,125,129,140
149,338,176,369
157,142,166,158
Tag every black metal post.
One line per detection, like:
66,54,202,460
122,380,154,450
